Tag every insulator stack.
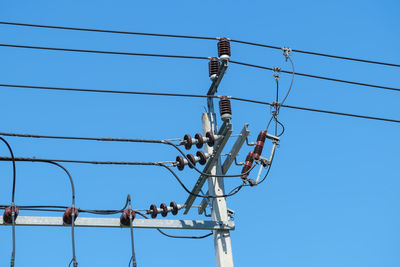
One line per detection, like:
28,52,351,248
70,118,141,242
219,96,232,122
3,206,19,224
253,131,267,160
182,131,219,150
148,202,179,218
208,57,220,80
218,37,231,60
241,152,254,181
63,207,79,225
176,151,210,171
120,210,136,226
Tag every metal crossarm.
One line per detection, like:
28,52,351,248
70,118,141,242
0,216,235,230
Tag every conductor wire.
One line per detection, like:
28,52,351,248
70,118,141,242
0,137,17,267
1,21,398,67
135,212,213,239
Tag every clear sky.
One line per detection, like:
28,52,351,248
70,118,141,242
0,1,399,266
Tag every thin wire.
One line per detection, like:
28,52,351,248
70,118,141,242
0,43,209,60
230,60,400,92
0,43,398,91
159,163,247,199
1,21,398,67
136,211,213,239
280,56,295,105
0,137,17,267
0,83,218,99
0,156,252,198
0,21,217,41
0,82,399,123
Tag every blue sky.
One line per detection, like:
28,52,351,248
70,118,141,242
0,1,399,266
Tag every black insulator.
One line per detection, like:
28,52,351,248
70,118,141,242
176,156,185,171
160,203,168,217
206,131,215,147
184,134,192,150
194,133,204,149
241,152,254,181
253,131,267,160
218,37,231,59
208,57,220,78
3,206,19,224
187,153,196,168
219,96,232,121
150,204,158,218
120,209,136,226
63,207,79,225
196,151,207,165
170,201,178,215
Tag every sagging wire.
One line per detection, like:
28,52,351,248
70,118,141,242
244,49,295,186
136,211,213,239
0,156,254,199
0,137,17,267
42,161,78,267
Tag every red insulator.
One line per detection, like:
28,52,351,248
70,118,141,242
3,206,19,224
160,203,168,217
170,201,178,215
219,96,232,121
120,209,136,226
253,131,267,160
150,204,158,218
218,37,231,58
184,134,192,150
241,152,254,181
194,133,204,149
208,57,220,78
176,156,185,171
63,207,79,225
206,131,215,147
187,154,196,168
196,151,207,165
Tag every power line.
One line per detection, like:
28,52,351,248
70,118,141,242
0,156,170,166
1,43,398,92
0,43,209,60
229,39,400,68
0,21,217,41
0,83,398,124
229,60,400,92
1,21,398,68
0,83,217,99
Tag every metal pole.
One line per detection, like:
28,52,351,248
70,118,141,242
202,113,234,267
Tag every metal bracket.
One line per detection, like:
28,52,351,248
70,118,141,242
183,121,232,214
198,123,250,215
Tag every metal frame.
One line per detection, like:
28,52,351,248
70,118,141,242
198,123,250,214
0,216,234,230
183,121,232,214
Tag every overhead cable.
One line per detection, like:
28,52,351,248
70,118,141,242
0,43,208,60
0,83,398,124
1,21,398,68
229,60,400,92
0,43,397,92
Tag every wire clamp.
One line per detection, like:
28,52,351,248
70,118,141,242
282,47,292,61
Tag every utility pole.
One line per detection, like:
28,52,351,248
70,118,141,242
202,113,234,267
